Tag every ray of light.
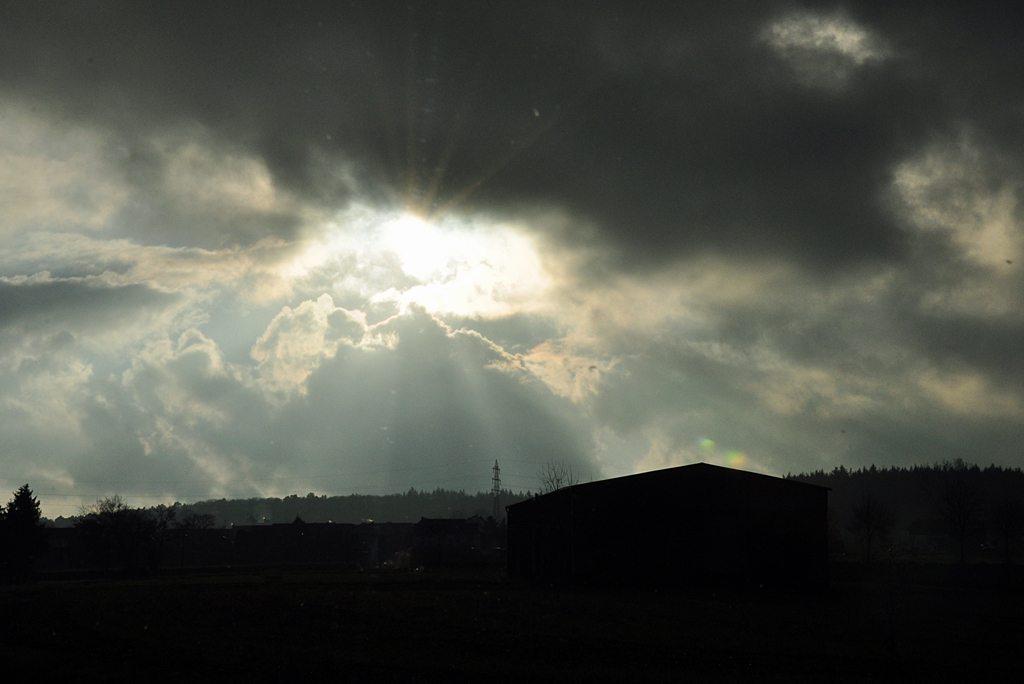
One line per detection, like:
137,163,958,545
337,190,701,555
375,2,564,222
428,112,560,221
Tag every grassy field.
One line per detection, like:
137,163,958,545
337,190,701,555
2,564,1022,682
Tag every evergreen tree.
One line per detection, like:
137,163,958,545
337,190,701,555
1,484,48,581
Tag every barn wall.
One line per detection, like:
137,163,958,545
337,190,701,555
507,464,828,587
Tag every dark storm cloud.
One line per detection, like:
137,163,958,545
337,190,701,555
0,278,178,333
904,311,1024,389
6,2,1017,269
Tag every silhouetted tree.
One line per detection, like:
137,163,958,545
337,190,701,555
925,459,985,565
826,508,844,555
177,510,217,567
149,503,179,568
538,460,579,494
991,497,1024,565
179,511,217,530
0,484,47,582
153,503,179,530
848,494,897,563
76,495,157,570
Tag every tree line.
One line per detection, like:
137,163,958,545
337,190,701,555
71,495,218,571
0,485,235,581
2,486,526,579
788,459,1024,564
163,487,529,528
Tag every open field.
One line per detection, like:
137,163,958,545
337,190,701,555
2,564,1022,683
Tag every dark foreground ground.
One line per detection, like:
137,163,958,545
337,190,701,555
2,563,1022,683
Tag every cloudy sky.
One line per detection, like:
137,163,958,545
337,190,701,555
2,1,1022,516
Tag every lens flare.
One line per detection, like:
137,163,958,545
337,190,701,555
697,436,749,469
725,450,748,468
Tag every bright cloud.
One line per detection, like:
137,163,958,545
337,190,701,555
289,207,551,319
250,294,380,397
895,133,1024,271
0,101,128,233
762,9,891,87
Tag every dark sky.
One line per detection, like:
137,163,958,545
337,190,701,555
1,1,1022,516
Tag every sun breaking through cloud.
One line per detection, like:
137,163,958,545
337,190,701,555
1,2,1022,516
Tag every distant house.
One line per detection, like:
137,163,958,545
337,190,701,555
507,463,829,587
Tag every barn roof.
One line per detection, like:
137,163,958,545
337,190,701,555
508,462,829,511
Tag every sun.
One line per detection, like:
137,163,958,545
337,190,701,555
374,210,551,318
378,212,457,282
288,206,550,320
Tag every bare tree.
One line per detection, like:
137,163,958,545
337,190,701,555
153,503,179,530
179,511,217,530
848,494,897,563
76,495,157,570
150,503,178,567
827,508,844,555
177,510,217,568
538,460,580,494
925,459,985,565
991,497,1024,566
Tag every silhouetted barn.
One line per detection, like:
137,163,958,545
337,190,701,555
507,463,829,587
